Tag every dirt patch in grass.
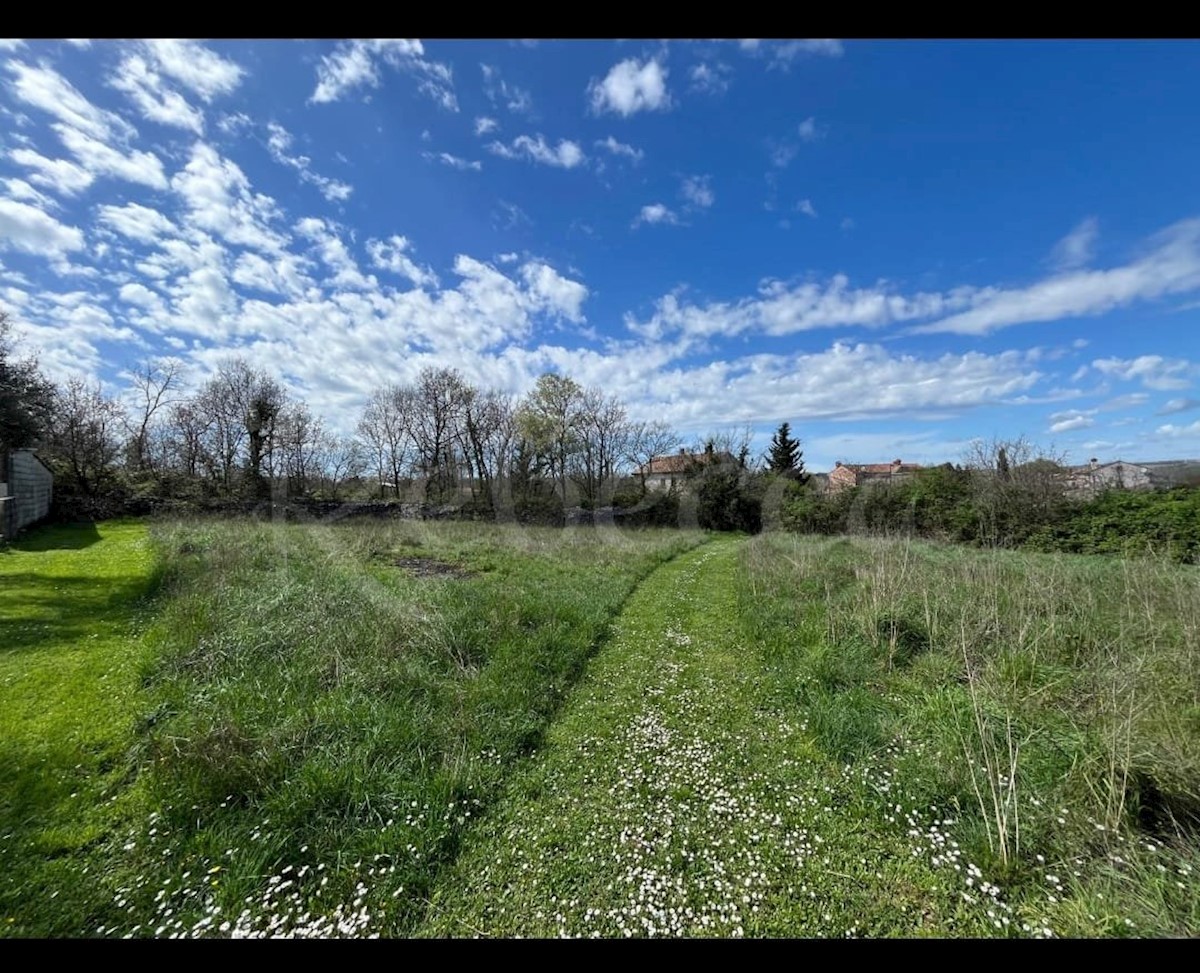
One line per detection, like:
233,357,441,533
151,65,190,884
391,556,475,579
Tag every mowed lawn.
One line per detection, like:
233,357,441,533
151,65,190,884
0,520,160,935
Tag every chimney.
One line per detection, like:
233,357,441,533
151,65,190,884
835,461,842,468
893,458,902,467
679,447,686,455
1089,458,1098,470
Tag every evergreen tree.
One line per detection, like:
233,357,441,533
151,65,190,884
766,421,807,482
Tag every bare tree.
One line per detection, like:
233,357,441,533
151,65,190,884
962,435,1069,546
163,399,213,483
122,357,183,474
412,366,473,504
357,383,416,498
571,387,630,507
463,388,517,509
323,434,367,499
45,377,125,496
627,420,681,494
195,357,288,498
275,402,324,496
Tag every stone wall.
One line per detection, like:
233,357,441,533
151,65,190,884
1,450,53,539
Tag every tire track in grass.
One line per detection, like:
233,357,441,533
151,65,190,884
420,537,1021,938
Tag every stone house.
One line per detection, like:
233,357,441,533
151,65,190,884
827,458,923,493
1064,458,1156,498
638,448,735,491
0,448,54,540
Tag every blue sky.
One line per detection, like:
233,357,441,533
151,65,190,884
1,38,1199,470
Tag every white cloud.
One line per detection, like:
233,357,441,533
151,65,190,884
1157,397,1200,416
474,116,499,136
5,60,136,141
0,197,85,261
54,123,169,190
0,39,25,51
481,64,532,114
689,61,731,95
141,40,244,101
1099,392,1149,411
769,142,798,169
1092,354,1197,391
914,218,1200,335
739,39,844,66
1155,419,1200,438
1049,216,1099,271
796,198,817,218
422,151,482,172
230,250,311,298
520,261,588,323
97,201,177,243
310,39,456,110
681,175,714,209
217,111,253,136
797,116,823,141
632,203,679,228
118,281,166,314
108,53,205,134
295,216,376,291
596,135,643,162
171,142,288,254
1048,409,1096,433
366,235,439,289
588,57,670,117
2,176,56,209
493,200,530,230
487,134,585,169
604,341,1039,430
266,122,354,201
627,274,969,340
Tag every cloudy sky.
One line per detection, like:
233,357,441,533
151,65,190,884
2,38,1198,469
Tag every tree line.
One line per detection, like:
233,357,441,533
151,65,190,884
1,310,693,522
7,308,1192,551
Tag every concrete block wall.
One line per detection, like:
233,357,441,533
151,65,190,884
1,450,53,539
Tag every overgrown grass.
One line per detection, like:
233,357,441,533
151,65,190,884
1,517,703,938
421,539,1027,937
737,533,1200,936
0,520,161,936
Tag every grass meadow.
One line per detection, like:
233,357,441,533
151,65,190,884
735,534,1200,936
2,518,1197,937
0,517,702,937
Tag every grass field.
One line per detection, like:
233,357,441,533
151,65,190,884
0,517,703,937
0,521,160,936
2,519,1197,937
734,534,1200,936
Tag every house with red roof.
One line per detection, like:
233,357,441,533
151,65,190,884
827,458,923,493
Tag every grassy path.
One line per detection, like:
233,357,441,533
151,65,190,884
421,536,1021,938
0,521,159,935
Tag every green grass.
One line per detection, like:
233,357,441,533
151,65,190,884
6,517,1197,937
735,533,1200,937
0,520,161,936
1,517,703,938
422,539,1019,937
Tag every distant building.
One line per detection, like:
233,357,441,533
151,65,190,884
1065,458,1156,499
638,448,735,492
0,448,54,540
827,458,924,493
